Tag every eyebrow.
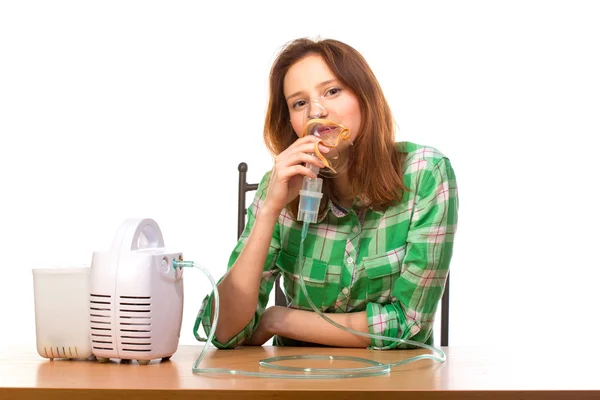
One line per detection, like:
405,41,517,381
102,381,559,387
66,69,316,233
285,79,338,101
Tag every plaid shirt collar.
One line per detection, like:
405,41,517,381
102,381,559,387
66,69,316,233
319,196,384,222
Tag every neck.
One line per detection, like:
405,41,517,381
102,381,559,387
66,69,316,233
331,172,354,209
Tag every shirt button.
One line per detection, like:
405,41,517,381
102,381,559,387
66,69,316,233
347,257,354,264
342,287,349,295
352,226,358,233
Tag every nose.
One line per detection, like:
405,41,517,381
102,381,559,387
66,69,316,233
307,99,328,120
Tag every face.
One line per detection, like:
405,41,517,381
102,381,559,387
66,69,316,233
283,54,362,143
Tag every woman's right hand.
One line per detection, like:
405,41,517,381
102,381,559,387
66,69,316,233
262,136,329,216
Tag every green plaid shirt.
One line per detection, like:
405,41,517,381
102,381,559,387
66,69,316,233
199,141,458,349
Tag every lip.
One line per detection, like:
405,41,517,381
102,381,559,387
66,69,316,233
316,125,337,135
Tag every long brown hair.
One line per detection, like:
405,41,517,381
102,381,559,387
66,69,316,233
264,38,408,218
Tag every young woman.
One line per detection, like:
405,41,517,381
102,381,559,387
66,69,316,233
198,38,458,350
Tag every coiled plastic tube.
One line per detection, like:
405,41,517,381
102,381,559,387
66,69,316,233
174,220,446,378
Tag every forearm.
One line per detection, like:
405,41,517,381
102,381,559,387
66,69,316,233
212,206,280,343
271,308,371,348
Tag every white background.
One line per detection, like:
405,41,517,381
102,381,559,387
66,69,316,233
1,1,599,352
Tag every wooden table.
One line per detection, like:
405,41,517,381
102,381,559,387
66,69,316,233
1,345,599,399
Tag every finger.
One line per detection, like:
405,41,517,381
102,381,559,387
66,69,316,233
277,164,319,180
275,155,324,174
318,143,330,153
283,135,322,153
298,134,332,153
287,141,331,157
276,142,327,165
282,152,325,169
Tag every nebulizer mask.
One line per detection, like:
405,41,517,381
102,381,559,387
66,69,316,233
296,98,354,223
301,99,354,176
175,94,446,379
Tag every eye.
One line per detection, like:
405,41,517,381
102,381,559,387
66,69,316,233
325,87,342,97
292,100,307,110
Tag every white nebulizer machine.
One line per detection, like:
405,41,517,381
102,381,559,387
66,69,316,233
32,218,184,365
88,218,184,364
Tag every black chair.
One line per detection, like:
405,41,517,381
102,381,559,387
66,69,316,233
237,162,450,346
238,163,287,308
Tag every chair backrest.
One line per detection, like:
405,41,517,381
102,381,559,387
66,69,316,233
238,163,287,308
237,161,450,346
237,162,258,239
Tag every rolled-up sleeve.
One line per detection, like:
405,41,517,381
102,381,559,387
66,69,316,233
366,157,458,349
197,172,281,349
